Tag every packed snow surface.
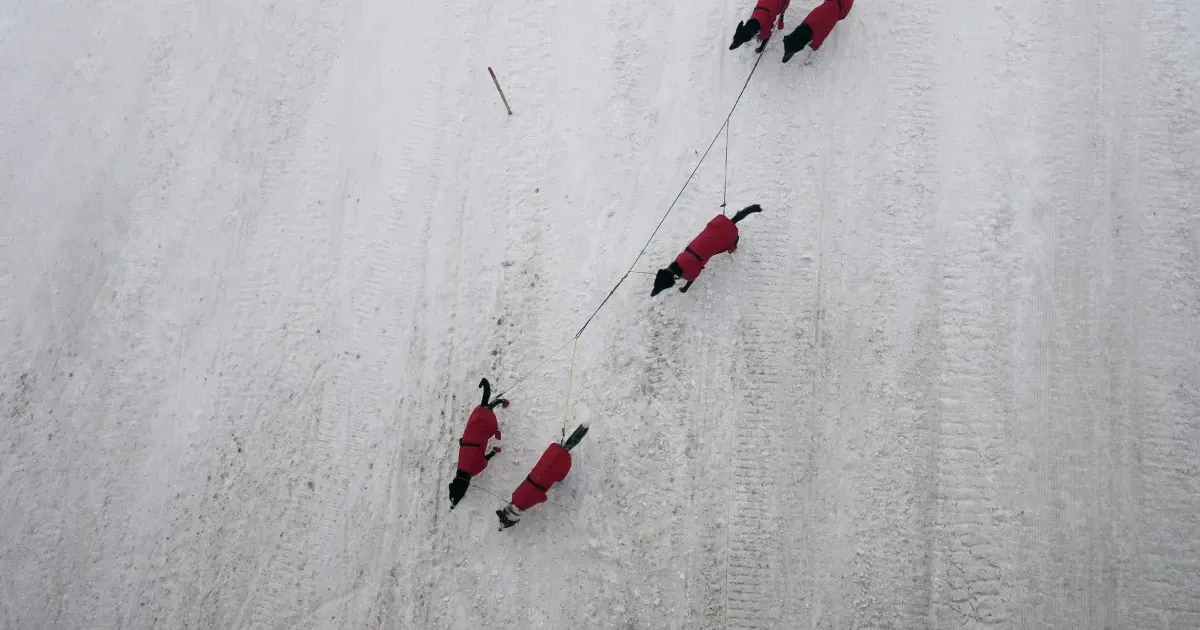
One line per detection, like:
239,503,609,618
2,0,1199,628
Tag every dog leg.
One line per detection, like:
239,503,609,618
679,280,694,293
497,505,521,530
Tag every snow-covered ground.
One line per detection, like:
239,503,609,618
3,0,1199,627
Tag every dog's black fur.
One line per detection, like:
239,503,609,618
729,19,771,53
562,423,589,452
651,205,763,297
781,23,814,62
448,471,472,508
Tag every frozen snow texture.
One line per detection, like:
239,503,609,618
1,0,1198,628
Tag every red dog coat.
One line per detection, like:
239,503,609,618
802,0,852,50
673,214,740,282
456,406,500,476
510,443,572,510
750,0,792,40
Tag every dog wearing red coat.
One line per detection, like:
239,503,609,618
448,378,508,509
781,0,853,62
650,205,763,297
496,423,589,530
729,0,791,53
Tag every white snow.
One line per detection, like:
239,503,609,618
2,0,1199,628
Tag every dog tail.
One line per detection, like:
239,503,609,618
562,423,590,451
731,204,763,224
479,377,491,406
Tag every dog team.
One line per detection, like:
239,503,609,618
448,378,588,530
449,0,852,531
730,0,853,62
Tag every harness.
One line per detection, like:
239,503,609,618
524,475,549,492
459,439,481,448
685,247,704,261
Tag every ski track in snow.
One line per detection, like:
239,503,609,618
1,0,1198,628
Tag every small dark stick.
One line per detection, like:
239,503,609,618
488,67,513,116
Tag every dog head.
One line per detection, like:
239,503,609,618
447,470,471,508
650,267,680,297
782,23,812,57
729,19,762,50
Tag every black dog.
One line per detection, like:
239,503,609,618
651,205,763,297
447,378,508,509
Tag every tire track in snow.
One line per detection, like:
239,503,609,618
372,17,489,623
1010,0,1133,624
1089,0,1145,624
197,5,360,627
921,6,1017,624
929,240,1014,628
725,231,791,629
761,60,832,627
361,11,476,628
313,21,448,615
228,146,342,626
1023,1,1079,621
924,150,1016,627
819,2,949,625
723,108,807,626
1122,0,1200,625
775,1,948,625
292,149,423,627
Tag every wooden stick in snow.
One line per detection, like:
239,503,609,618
488,67,513,116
